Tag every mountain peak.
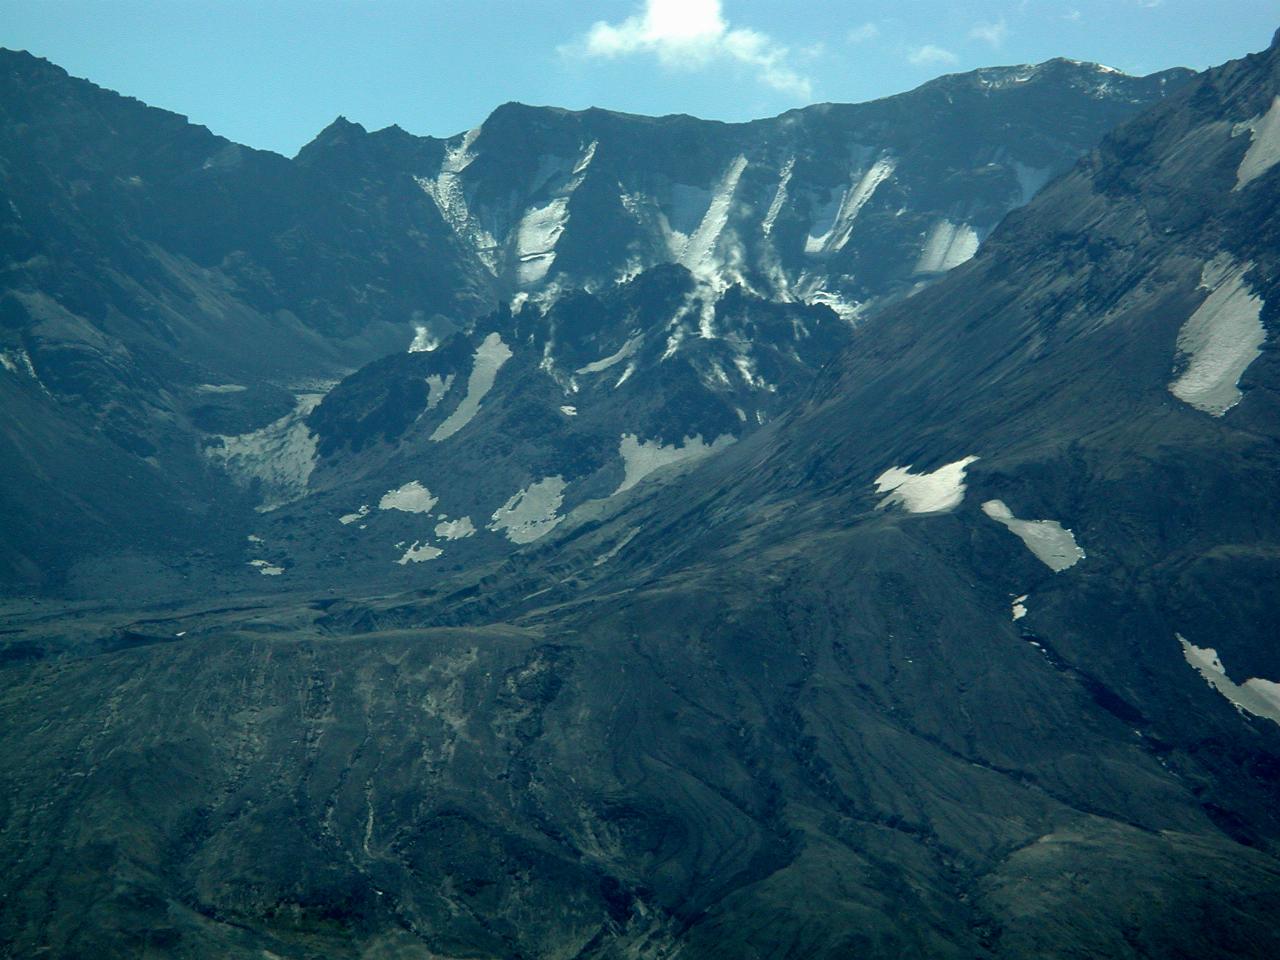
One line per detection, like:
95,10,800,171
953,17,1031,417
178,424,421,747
321,114,367,136
294,115,369,159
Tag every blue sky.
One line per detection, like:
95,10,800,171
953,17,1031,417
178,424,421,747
3,1,1275,157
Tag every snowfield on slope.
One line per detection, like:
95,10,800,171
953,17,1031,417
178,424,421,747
874,456,980,513
981,500,1086,572
914,220,980,273
1180,635,1280,725
489,477,567,544
378,481,438,514
1169,256,1266,416
432,333,513,441
615,433,736,495
206,393,324,512
1235,95,1280,190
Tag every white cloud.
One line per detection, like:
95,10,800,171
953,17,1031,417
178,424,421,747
908,44,958,66
848,22,880,44
575,0,812,97
968,19,1008,48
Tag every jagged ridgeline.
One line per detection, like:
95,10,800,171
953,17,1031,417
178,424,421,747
0,49,1188,593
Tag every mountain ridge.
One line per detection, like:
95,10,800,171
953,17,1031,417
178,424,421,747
0,45,1192,595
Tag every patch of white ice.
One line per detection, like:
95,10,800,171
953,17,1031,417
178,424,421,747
1,349,42,385
1179,634,1280,725
396,541,443,565
434,516,476,540
431,333,512,441
808,157,896,256
1012,594,1029,621
981,500,1086,572
559,404,578,416
512,139,597,287
874,456,979,514
514,196,570,286
339,504,370,525
1169,256,1266,417
575,334,641,375
378,481,438,514
206,393,324,512
677,155,748,281
615,433,736,495
416,127,500,275
249,559,284,576
572,140,598,175
425,373,455,411
1235,96,1280,190
914,220,980,274
805,289,863,324
488,476,566,544
761,157,794,237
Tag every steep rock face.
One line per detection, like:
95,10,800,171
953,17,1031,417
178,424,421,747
395,59,1192,317
0,48,1188,594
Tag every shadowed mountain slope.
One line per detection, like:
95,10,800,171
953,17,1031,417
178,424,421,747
0,48,1190,594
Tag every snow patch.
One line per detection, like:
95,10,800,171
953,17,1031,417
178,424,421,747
248,559,284,576
559,404,578,416
1169,256,1266,416
914,220,980,273
488,476,566,544
615,433,736,494
576,335,641,375
981,500,1086,572
416,127,499,275
0,348,39,381
677,155,748,281
340,504,370,525
1235,96,1280,190
378,481,438,514
396,541,443,565
425,373,455,411
434,516,476,540
573,140,598,175
512,139,597,287
761,157,794,237
807,157,896,256
805,289,863,324
514,197,570,286
874,456,979,514
206,393,323,512
431,333,512,441
1012,594,1029,621
1180,634,1280,725
196,383,247,394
